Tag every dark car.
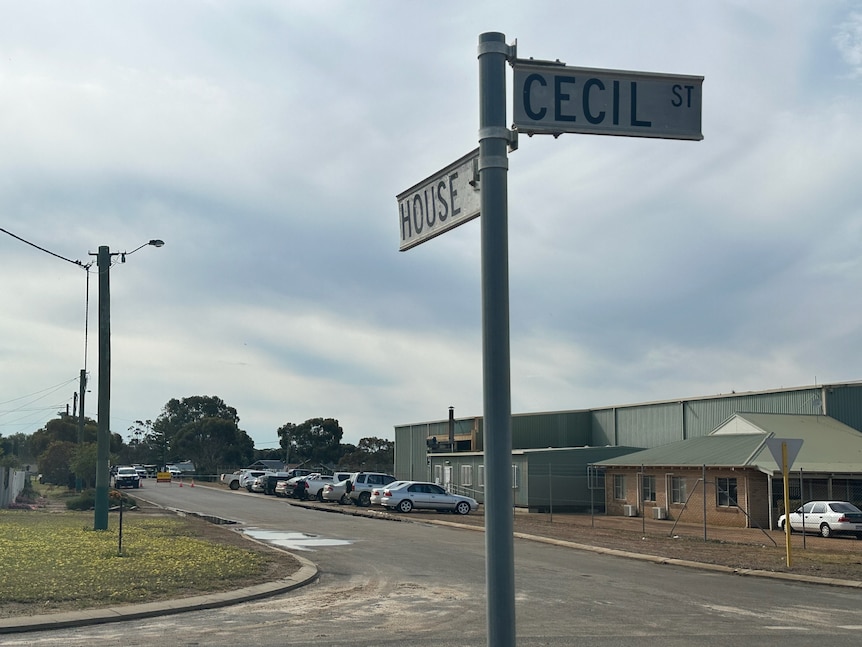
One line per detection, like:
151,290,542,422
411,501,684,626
258,472,294,495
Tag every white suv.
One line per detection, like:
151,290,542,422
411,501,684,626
347,472,397,507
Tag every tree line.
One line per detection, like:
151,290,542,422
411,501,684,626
0,394,394,487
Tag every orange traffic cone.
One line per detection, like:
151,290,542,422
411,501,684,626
179,479,183,487
190,479,195,487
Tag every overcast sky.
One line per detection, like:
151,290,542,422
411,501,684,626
2,1,861,452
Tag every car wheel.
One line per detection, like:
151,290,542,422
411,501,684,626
398,499,413,513
229,481,239,490
455,501,471,515
820,523,833,538
339,494,350,505
316,489,325,502
358,491,371,507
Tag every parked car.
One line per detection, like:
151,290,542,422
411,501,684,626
133,466,147,479
370,481,407,506
249,475,269,493
380,481,478,515
241,470,269,491
778,500,862,538
254,472,293,495
111,466,141,489
274,479,292,498
347,472,397,507
301,472,353,502
321,479,352,504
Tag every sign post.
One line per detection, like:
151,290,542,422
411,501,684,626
766,437,803,568
399,33,702,647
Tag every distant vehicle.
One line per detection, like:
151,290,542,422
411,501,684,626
321,479,352,504
778,501,862,538
248,475,269,493
347,472,397,507
166,465,183,478
380,481,478,515
257,472,294,495
242,470,270,491
371,481,407,506
301,473,354,502
133,466,147,479
274,479,291,498
112,466,141,489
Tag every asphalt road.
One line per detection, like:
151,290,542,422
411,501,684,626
7,482,862,647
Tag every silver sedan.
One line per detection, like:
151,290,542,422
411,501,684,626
380,481,478,515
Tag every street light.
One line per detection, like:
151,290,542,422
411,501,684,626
92,239,164,531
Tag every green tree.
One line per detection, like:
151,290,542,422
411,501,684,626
38,440,76,486
278,418,343,466
173,417,255,475
69,442,98,489
154,396,253,473
28,416,98,460
338,436,394,472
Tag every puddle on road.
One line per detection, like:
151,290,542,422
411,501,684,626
242,528,352,551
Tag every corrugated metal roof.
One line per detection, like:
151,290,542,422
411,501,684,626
594,433,766,468
595,413,862,474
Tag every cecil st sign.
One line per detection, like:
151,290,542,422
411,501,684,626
513,60,703,141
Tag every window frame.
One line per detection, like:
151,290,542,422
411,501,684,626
716,477,738,508
641,474,657,503
670,476,687,504
613,474,626,500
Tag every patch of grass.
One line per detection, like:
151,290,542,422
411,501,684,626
0,509,266,611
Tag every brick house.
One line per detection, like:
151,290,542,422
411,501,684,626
595,413,862,530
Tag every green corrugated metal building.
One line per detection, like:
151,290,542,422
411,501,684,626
393,381,862,516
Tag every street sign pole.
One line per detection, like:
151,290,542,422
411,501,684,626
782,442,792,567
478,31,516,647
766,437,802,568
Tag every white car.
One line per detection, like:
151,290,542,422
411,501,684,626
321,479,352,504
380,481,478,515
778,501,862,538
301,473,354,502
370,481,407,506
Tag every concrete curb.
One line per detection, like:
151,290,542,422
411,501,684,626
423,516,862,589
0,556,317,634
5,492,859,634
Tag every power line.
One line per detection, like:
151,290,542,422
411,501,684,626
0,227,91,269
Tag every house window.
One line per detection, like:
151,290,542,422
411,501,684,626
478,464,484,488
512,464,520,489
671,476,687,504
613,474,626,500
461,465,472,487
642,474,656,502
717,477,738,507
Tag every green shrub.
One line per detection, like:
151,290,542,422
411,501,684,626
66,490,96,510
66,489,136,510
